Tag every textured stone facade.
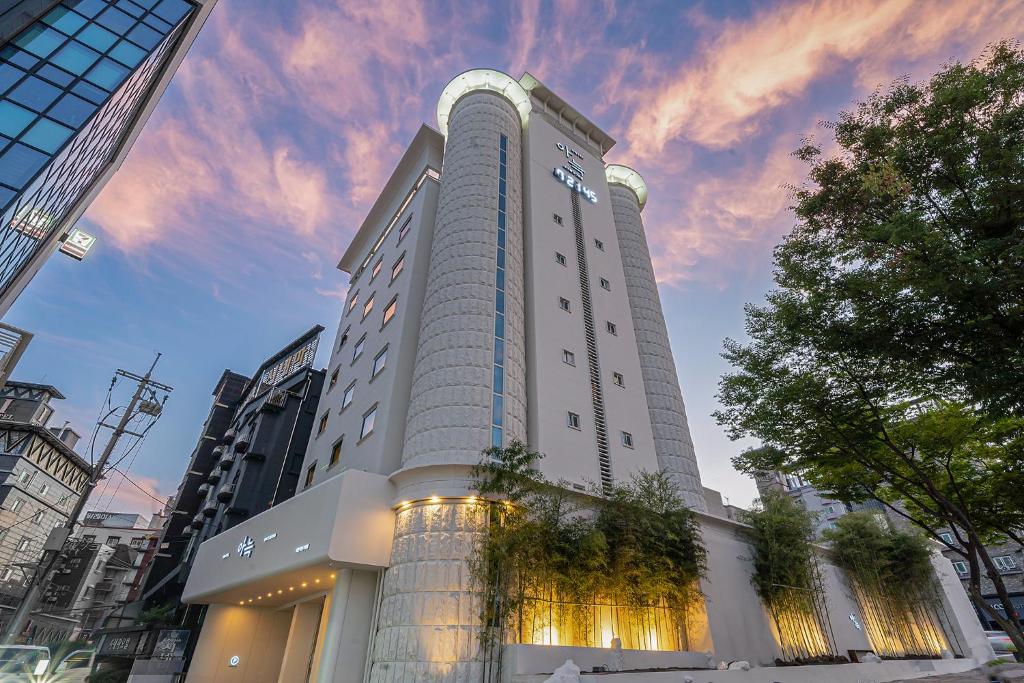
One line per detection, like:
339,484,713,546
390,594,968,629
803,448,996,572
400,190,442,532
401,90,527,471
609,184,706,511
368,501,487,683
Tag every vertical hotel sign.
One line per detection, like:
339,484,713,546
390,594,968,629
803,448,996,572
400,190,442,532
552,142,598,203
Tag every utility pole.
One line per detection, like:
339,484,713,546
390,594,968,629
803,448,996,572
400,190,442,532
2,354,172,643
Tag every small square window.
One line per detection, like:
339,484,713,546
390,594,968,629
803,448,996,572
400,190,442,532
562,349,575,366
372,346,388,377
382,297,398,327
329,367,339,390
567,412,581,430
553,213,563,225
304,463,316,487
360,405,377,439
317,412,328,435
939,532,954,545
559,297,571,312
606,321,617,335
621,431,634,448
612,372,624,387
391,253,405,282
600,277,610,291
329,437,343,467
352,335,365,362
33,510,44,524
555,252,566,266
362,292,375,319
952,561,968,575
594,239,604,251
398,216,412,242
38,483,49,497
342,381,355,410
371,258,383,281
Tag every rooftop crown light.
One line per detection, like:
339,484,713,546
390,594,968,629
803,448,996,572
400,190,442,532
436,69,532,137
605,164,649,211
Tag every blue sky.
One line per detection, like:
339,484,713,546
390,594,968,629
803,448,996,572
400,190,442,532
5,0,1021,514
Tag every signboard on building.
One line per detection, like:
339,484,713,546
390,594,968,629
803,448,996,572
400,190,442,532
59,228,96,261
152,629,189,660
8,207,52,240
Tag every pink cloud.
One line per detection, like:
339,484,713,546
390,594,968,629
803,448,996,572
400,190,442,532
623,0,1024,158
91,471,170,517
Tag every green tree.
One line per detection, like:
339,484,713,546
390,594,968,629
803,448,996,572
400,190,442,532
716,42,1024,658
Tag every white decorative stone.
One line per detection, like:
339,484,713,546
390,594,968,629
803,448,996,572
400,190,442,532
728,660,751,671
543,659,582,683
862,652,883,663
607,637,624,671
717,660,729,670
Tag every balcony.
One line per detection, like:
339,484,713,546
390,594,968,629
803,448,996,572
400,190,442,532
216,484,236,503
218,454,236,470
206,470,221,485
211,445,224,459
234,436,250,454
190,514,205,530
222,428,236,444
196,483,211,496
202,500,218,517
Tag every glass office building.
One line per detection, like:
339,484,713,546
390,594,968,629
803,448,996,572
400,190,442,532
0,0,216,315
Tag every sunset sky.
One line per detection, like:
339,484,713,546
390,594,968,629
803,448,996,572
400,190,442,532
6,0,1022,514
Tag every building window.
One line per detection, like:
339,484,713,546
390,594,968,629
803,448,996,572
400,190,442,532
39,483,49,497
491,132,509,449
360,405,377,439
382,296,398,328
555,252,566,266
352,334,365,362
342,381,355,411
391,253,405,282
9,498,22,512
304,464,316,488
105,536,120,547
567,412,581,430
329,437,343,467
939,532,955,545
553,213,563,225
952,561,968,575
362,292,375,320
32,510,43,524
17,471,30,484
82,535,96,545
612,372,624,387
371,258,383,281
398,216,412,242
317,412,328,435
600,277,610,290
606,321,617,335
347,291,358,314
17,538,31,552
329,367,339,390
562,349,575,366
1,567,13,582
0,529,6,542
338,326,350,350
994,555,1018,571
372,346,388,377
594,238,604,250
621,431,634,448
559,297,571,312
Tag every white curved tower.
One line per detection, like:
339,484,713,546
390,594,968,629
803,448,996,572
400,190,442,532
369,70,529,683
606,165,706,511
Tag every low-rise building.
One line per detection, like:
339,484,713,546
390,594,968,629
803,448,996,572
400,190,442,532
0,381,89,639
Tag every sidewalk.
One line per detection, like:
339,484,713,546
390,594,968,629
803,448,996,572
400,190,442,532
898,666,1024,683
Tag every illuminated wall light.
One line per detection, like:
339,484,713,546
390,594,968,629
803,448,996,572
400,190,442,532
257,596,262,600
288,587,294,591
329,573,336,579
301,582,308,587
266,592,272,597
429,495,440,503
238,601,244,605
247,599,253,603
277,590,283,594
315,579,320,584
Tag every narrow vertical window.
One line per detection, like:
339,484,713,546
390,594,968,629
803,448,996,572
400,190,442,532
372,345,388,377
329,437,343,467
362,292,375,319
304,464,316,487
382,296,398,327
371,258,383,281
317,412,328,435
491,134,509,449
360,405,377,439
391,253,405,282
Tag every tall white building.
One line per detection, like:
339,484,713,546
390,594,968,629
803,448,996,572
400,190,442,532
181,70,991,683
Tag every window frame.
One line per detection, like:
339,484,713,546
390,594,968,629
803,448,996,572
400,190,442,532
558,297,571,312
553,213,563,225
381,295,398,329
621,431,634,448
939,532,955,545
360,404,378,440
994,555,1018,571
341,380,356,411
567,411,581,430
316,412,328,435
594,238,604,251
606,321,617,335
329,436,343,467
304,463,316,488
372,345,388,378
562,349,575,366
555,252,566,266
361,291,375,320
328,367,339,391
391,252,405,282
599,277,610,291
352,334,366,363
370,257,383,281
347,290,358,315
397,215,413,242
